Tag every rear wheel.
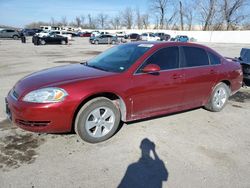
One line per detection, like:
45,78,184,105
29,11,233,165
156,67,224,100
61,40,66,45
111,40,116,45
205,82,230,112
13,35,19,40
95,40,99,45
75,97,121,143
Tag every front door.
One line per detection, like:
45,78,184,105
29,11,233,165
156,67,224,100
129,46,185,117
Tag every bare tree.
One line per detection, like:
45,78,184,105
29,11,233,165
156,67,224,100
50,17,56,26
150,0,168,29
80,15,85,26
110,15,121,29
136,8,143,29
197,0,217,30
179,1,184,30
154,15,160,29
181,1,197,30
25,21,50,29
87,14,97,29
141,14,150,29
97,13,108,29
75,16,81,28
165,11,178,29
121,7,134,29
61,16,68,26
221,0,248,30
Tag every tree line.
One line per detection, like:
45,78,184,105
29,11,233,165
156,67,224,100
26,0,250,31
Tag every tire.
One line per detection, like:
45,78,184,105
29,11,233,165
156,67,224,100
61,40,66,45
75,97,121,143
205,82,230,112
13,35,19,40
39,39,46,45
95,40,99,45
111,40,116,45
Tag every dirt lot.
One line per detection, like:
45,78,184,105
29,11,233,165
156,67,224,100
0,38,250,188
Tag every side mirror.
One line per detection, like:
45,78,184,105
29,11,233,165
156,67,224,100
142,64,161,74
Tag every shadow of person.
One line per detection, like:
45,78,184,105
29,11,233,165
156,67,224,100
118,138,168,188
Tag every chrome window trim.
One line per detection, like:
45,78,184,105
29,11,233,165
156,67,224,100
133,45,221,76
133,46,180,75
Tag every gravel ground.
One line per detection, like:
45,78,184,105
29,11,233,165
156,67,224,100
0,38,250,188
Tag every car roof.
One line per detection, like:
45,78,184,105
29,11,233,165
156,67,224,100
121,41,221,56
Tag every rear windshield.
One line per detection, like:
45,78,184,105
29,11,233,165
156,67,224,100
86,44,152,72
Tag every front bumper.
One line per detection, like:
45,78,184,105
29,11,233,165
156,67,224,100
5,92,74,133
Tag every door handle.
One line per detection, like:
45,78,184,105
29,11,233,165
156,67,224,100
210,70,216,74
172,74,183,79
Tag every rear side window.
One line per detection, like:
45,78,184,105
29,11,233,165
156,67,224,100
208,52,221,65
139,47,179,71
181,46,209,67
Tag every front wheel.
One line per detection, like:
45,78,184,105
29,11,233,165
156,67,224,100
75,97,121,143
95,40,99,45
61,40,66,45
39,39,46,45
205,82,230,112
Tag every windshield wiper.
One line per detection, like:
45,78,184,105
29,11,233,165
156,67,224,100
80,60,88,65
87,64,110,72
81,61,110,72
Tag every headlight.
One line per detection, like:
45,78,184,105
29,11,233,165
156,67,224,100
23,87,68,103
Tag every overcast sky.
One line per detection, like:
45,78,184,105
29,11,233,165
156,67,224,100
0,0,149,27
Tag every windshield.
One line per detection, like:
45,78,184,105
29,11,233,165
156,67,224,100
86,44,152,72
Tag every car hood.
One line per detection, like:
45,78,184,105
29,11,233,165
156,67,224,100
13,64,116,96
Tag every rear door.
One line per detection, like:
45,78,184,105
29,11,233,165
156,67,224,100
180,46,216,107
130,46,185,117
99,35,106,44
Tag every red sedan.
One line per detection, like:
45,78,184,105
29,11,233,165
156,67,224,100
5,42,243,143
79,32,91,37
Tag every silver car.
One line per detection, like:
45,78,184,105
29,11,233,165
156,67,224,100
0,29,20,40
90,34,118,44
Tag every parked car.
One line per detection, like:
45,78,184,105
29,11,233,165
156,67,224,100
0,29,20,39
91,31,100,37
154,33,171,41
49,31,72,41
5,42,243,143
128,33,141,41
34,30,50,37
32,33,68,45
173,35,189,42
79,32,91,37
141,33,160,41
116,31,127,38
21,28,43,36
89,34,118,44
238,48,250,82
64,31,78,37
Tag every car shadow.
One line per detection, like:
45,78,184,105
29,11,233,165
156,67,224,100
118,138,168,188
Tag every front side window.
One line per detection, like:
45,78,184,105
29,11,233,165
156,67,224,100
138,46,179,72
181,46,209,67
86,44,152,72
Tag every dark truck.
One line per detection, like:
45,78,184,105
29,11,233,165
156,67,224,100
238,48,250,83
